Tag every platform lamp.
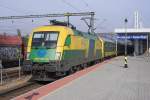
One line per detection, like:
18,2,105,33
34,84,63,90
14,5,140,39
124,18,128,68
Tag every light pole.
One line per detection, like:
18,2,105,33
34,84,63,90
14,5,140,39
147,34,149,56
0,60,3,85
18,47,22,79
124,18,128,68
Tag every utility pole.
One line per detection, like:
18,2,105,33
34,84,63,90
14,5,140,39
147,34,149,56
124,18,128,68
64,12,70,27
116,39,118,56
19,48,21,79
90,12,95,33
0,60,3,85
80,12,95,34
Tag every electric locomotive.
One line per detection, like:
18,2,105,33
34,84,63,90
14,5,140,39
22,21,103,81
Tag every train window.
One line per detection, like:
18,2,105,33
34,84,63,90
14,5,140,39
45,33,58,41
45,32,59,48
32,32,59,48
32,33,45,47
33,33,44,38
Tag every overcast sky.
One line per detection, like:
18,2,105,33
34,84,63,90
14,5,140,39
0,0,149,35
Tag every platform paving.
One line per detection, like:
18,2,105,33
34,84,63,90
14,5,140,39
14,56,150,100
39,56,150,100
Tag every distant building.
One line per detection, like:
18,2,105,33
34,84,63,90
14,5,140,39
115,28,150,56
114,11,150,56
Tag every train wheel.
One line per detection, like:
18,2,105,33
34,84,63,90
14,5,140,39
81,64,85,69
77,65,82,71
67,67,74,75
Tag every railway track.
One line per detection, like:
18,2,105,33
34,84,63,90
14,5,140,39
0,67,48,100
0,81,45,100
0,67,44,100
0,67,24,82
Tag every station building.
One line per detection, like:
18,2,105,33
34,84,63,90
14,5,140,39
114,11,150,56
115,28,150,56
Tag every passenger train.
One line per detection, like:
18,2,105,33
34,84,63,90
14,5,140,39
22,20,133,81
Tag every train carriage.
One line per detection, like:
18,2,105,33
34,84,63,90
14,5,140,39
98,33,117,58
0,34,23,68
101,37,116,58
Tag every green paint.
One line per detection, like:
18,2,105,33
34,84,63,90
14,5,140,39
104,42,115,52
65,35,71,46
29,47,56,63
62,50,85,60
73,30,97,40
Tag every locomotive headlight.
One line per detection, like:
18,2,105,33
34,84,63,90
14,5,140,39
55,52,62,60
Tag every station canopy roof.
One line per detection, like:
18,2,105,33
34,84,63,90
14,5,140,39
114,28,150,33
114,28,150,40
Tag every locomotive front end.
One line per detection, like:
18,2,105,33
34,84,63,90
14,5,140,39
22,26,67,81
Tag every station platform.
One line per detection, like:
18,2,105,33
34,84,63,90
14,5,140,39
14,56,150,100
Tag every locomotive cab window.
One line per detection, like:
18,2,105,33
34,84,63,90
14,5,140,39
32,31,59,48
32,33,44,47
45,32,58,48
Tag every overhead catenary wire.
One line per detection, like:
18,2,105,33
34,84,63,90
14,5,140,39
82,0,94,11
61,0,81,12
0,0,36,15
0,4,30,14
0,1,95,34
0,12,95,34
95,19,107,29
82,0,89,7
80,0,104,32
0,12,94,20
